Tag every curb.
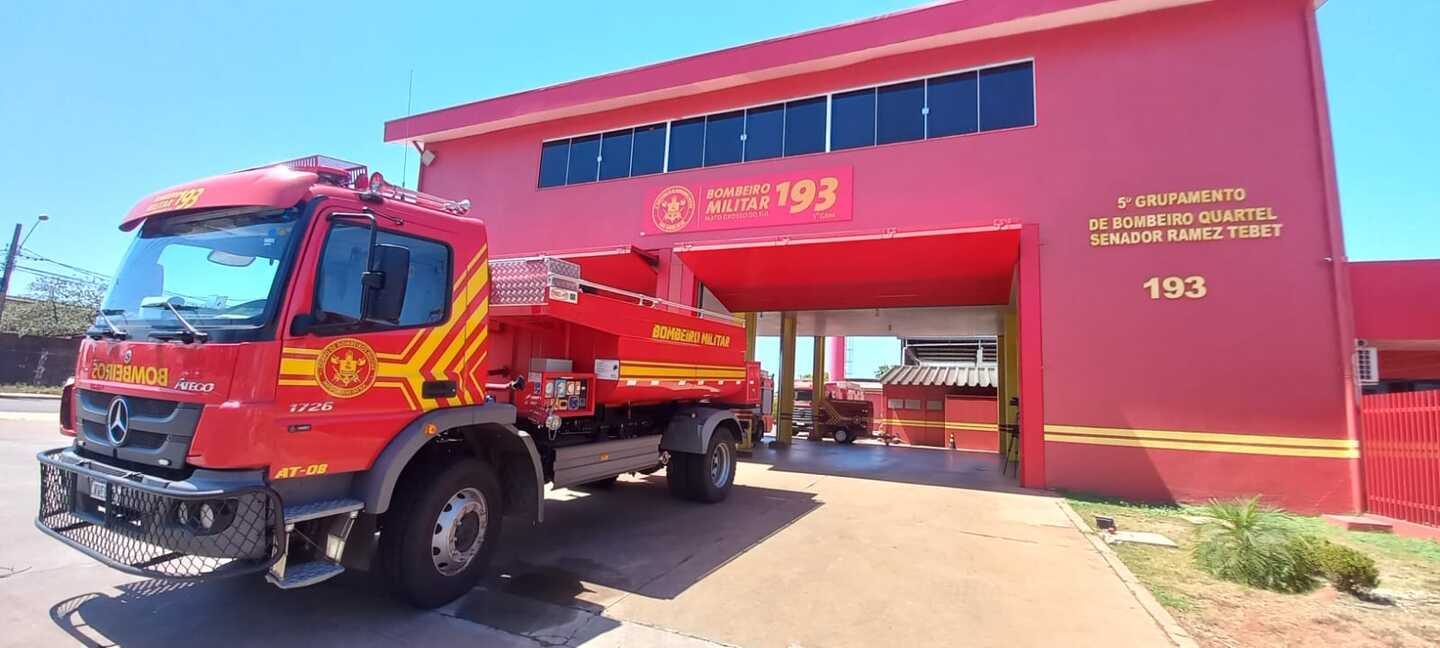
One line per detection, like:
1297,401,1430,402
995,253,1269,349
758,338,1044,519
1056,500,1199,648
0,392,61,400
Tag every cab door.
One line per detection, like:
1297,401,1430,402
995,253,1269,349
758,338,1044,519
272,205,473,477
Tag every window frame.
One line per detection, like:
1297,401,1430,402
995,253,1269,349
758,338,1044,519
533,57,1036,188
829,87,877,151
598,128,635,181
702,109,745,167
308,219,456,337
537,139,571,188
630,122,668,176
564,133,602,185
742,102,786,162
875,79,926,145
667,116,707,172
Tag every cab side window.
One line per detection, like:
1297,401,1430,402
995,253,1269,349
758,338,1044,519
314,223,451,328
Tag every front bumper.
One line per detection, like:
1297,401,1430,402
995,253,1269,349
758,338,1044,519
36,448,285,580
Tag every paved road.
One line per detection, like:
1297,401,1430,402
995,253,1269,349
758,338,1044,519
0,396,61,417
0,399,1174,647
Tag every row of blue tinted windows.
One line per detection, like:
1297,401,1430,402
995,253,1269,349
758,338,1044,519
538,61,1034,188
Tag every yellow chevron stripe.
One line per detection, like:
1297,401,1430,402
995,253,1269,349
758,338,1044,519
431,299,489,382
1043,424,1358,449
454,329,490,405
277,246,490,412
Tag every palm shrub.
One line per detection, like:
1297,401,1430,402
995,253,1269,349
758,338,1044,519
1191,496,1317,593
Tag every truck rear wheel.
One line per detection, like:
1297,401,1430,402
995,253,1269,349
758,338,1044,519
381,457,502,608
668,426,736,503
833,427,857,444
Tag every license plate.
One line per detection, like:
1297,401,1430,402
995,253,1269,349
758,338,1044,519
89,478,108,501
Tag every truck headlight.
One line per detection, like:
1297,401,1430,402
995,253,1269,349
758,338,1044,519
175,499,237,536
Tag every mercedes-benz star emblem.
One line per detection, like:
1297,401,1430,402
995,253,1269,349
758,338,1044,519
106,398,130,446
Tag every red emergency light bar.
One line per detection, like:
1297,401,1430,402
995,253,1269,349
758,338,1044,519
235,155,471,215
238,155,370,187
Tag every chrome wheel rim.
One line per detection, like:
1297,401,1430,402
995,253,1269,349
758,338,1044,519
710,441,732,488
835,429,850,443
431,487,487,576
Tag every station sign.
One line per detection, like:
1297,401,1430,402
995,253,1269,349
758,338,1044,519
642,166,853,236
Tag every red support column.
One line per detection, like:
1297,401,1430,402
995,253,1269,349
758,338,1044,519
1018,224,1045,489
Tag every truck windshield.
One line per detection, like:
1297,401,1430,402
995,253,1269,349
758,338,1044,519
98,206,305,342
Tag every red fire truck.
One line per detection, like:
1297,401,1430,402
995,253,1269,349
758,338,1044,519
792,380,874,444
35,157,760,608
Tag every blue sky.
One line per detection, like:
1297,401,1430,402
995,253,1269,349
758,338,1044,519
1,1,1434,378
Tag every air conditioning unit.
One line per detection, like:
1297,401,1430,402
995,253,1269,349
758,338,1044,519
1354,344,1379,385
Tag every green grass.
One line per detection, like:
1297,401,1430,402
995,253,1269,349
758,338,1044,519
1279,514,1440,564
0,382,63,395
1066,491,1440,567
1147,584,1196,612
1065,493,1440,646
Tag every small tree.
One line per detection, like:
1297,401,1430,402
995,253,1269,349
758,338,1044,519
1,276,107,337
874,364,897,379
1192,496,1317,593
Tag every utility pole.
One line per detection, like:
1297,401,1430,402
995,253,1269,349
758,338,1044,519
0,223,22,324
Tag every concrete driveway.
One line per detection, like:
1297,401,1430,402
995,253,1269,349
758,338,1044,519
1,398,1173,647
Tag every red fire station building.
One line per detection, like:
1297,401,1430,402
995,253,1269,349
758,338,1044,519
384,0,1400,513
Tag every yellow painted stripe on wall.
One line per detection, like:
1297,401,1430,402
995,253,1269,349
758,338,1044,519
1045,433,1360,459
879,418,997,431
1044,424,1358,449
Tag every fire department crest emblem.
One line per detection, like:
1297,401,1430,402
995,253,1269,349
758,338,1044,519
315,338,378,398
651,186,696,233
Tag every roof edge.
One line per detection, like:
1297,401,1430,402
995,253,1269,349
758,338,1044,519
385,0,1212,145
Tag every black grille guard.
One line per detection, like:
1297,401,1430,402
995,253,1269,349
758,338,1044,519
36,448,285,581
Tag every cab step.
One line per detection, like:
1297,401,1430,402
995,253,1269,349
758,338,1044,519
284,498,364,524
266,559,345,589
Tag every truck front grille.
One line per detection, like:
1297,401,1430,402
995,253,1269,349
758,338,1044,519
75,389,201,468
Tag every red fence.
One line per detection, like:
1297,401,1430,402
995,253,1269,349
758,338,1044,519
1361,390,1440,526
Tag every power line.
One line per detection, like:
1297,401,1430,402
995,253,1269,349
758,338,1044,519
12,265,104,285
14,249,111,280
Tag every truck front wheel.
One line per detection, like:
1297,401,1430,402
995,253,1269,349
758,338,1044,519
381,458,502,608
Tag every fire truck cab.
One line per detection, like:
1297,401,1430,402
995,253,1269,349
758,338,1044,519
35,157,759,608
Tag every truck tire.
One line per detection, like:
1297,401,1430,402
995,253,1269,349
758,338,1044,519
833,427,857,444
672,426,736,503
667,453,693,498
380,457,502,609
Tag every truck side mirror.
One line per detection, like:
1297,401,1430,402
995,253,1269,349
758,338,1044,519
361,243,410,324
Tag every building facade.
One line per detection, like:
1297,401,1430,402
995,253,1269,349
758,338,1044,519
386,0,1360,512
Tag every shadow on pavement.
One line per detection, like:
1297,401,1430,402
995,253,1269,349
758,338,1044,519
741,437,1029,493
46,479,819,647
